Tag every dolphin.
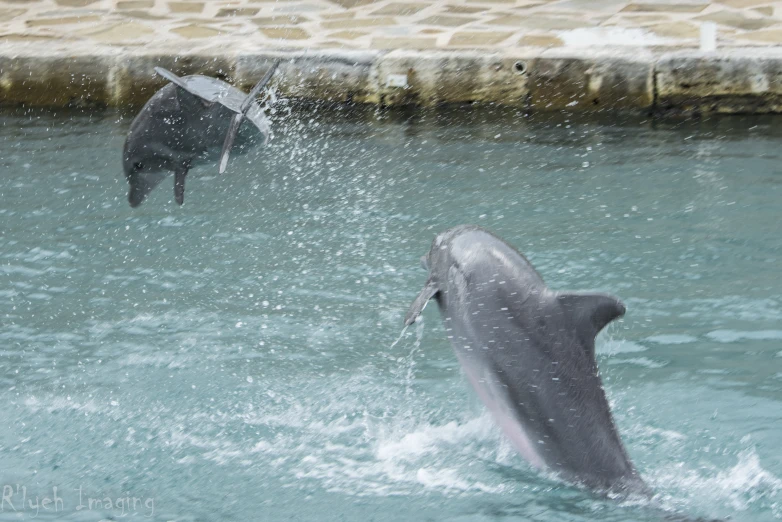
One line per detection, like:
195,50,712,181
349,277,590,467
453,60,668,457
122,61,279,207
405,225,648,495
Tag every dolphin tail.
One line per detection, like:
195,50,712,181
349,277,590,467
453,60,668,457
217,60,280,174
405,281,439,326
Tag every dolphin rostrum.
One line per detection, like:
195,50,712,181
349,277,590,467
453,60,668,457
406,225,648,495
123,61,279,207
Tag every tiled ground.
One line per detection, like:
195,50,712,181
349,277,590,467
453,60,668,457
0,0,781,52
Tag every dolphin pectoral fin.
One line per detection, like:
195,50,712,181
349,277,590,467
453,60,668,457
218,112,243,174
557,293,626,349
404,281,439,326
174,166,189,205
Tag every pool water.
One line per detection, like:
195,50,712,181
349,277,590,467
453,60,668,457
0,106,780,521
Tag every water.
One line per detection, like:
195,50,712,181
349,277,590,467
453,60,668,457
0,106,780,521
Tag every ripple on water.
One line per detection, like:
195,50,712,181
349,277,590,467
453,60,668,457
706,330,782,343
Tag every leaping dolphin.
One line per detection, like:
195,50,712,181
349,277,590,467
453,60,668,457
405,225,648,495
122,61,279,207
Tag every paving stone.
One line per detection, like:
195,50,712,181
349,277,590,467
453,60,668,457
418,15,473,26
442,5,489,14
217,8,260,17
696,10,777,30
752,7,774,16
253,15,309,25
718,0,772,6
554,0,628,10
322,17,395,29
449,31,513,46
328,29,367,39
82,21,154,42
487,14,592,29
170,24,222,38
322,11,356,19
371,3,427,15
54,0,98,6
371,36,438,48
120,10,167,20
622,3,708,13
27,15,101,26
518,34,564,46
647,21,700,38
0,9,25,23
261,27,310,39
116,1,154,8
740,28,782,41
328,0,381,8
169,2,204,14
611,14,672,24
0,34,57,41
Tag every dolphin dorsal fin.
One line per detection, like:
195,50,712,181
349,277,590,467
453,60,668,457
556,293,626,354
404,280,439,326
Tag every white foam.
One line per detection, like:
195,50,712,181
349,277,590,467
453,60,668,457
646,334,698,345
559,27,665,48
706,329,782,343
651,448,782,518
599,339,648,355
607,357,667,369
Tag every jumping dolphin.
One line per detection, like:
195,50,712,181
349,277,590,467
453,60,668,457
122,61,279,207
405,225,648,495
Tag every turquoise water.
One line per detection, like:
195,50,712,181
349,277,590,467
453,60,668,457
0,107,780,521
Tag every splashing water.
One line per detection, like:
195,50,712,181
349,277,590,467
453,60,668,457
0,108,781,521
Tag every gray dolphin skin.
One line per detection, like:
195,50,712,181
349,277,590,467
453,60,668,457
406,225,648,495
123,61,279,207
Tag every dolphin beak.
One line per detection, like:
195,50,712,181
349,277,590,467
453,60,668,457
420,256,428,271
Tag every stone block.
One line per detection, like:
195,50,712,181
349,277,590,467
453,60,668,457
656,50,782,114
371,3,428,16
110,52,236,107
622,3,707,13
418,15,473,27
370,37,438,49
0,53,112,107
235,50,379,104
170,24,221,38
695,10,776,31
260,27,310,40
528,48,654,111
448,31,513,47
369,50,537,107
168,2,204,14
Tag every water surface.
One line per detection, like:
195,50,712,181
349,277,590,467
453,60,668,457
0,107,780,521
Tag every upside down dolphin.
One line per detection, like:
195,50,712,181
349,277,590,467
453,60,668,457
123,61,279,207
405,225,648,495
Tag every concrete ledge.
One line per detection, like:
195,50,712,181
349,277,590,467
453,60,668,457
529,48,654,112
1,44,782,114
656,49,782,114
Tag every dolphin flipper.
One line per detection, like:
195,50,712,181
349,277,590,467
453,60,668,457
240,60,280,113
217,61,280,174
218,113,244,174
556,293,626,355
405,281,439,326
